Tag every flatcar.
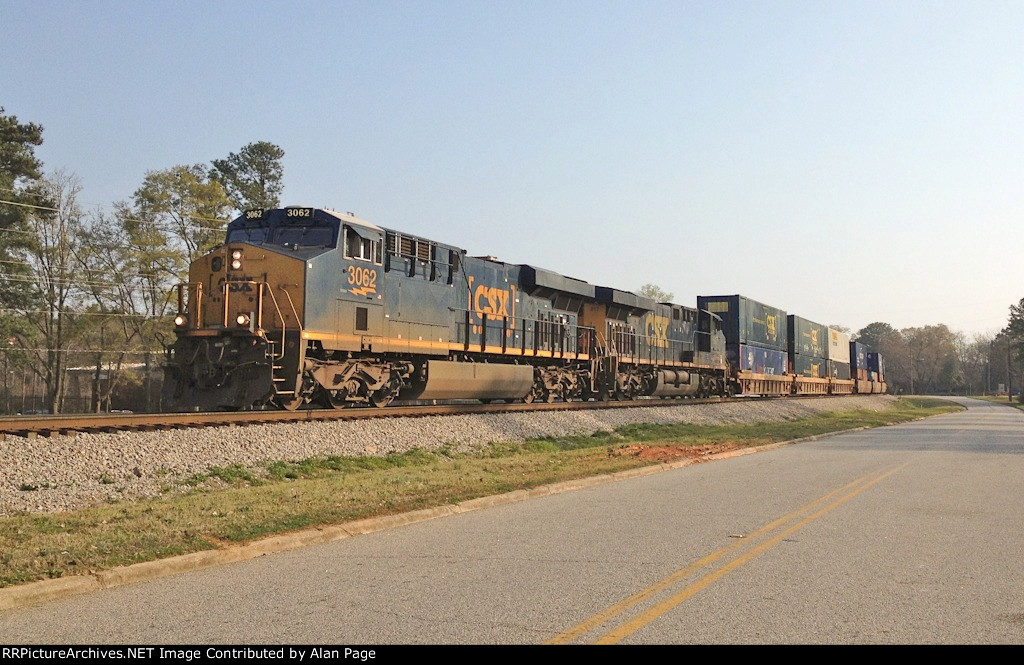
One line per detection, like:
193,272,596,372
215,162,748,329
161,207,884,412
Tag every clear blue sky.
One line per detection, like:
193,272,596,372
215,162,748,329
3,0,1021,337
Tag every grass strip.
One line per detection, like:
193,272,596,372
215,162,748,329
0,397,959,588
969,395,1024,411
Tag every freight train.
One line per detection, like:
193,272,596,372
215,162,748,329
161,207,886,412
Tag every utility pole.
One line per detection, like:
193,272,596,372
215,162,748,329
988,340,992,394
909,337,915,395
1009,339,1013,403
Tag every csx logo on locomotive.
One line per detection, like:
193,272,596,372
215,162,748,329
217,277,254,293
645,314,669,348
467,277,516,335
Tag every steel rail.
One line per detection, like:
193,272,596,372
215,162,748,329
0,396,794,438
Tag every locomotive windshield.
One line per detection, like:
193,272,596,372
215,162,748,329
225,224,336,249
226,226,270,244
270,225,336,248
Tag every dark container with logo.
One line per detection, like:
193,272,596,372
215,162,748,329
788,315,828,359
697,295,788,352
792,353,828,378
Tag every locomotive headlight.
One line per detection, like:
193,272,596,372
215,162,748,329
173,314,188,327
231,249,243,260
235,313,251,327
230,249,243,270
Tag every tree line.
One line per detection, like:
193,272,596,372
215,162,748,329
0,106,284,413
854,320,1024,399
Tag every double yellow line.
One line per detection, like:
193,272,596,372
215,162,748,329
546,463,906,644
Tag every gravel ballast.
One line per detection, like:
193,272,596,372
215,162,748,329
1,395,897,515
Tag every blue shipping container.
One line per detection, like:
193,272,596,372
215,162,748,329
850,342,867,372
730,343,787,375
867,352,886,375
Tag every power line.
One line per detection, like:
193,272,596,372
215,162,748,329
0,198,59,213
0,347,164,355
0,197,231,230
0,308,166,320
0,258,165,280
0,273,137,289
0,184,242,226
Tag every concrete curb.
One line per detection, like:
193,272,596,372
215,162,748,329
0,422,881,612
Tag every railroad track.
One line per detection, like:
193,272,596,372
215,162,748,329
0,396,768,439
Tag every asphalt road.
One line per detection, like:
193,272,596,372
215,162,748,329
2,397,1023,644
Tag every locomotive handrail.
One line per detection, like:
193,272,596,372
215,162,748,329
278,285,303,332
221,281,230,327
174,282,204,329
450,307,594,359
604,326,699,365
194,282,203,328
259,283,289,358
216,279,290,360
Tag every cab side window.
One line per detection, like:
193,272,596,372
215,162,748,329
345,226,382,265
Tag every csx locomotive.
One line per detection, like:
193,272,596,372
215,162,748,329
162,207,885,412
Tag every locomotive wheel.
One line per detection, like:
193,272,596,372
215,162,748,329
319,389,347,410
523,384,545,404
369,376,401,407
275,395,305,411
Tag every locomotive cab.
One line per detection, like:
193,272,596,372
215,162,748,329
163,207,387,411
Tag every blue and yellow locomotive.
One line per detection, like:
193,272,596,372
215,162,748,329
162,206,731,411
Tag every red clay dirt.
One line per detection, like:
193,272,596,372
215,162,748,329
611,442,744,463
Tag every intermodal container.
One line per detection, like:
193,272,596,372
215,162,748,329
697,295,787,351
732,343,787,375
850,341,868,380
792,353,827,378
867,352,886,376
827,328,851,363
829,360,851,380
788,315,827,359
